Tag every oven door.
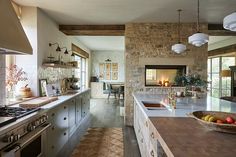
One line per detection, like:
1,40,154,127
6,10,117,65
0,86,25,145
1,123,51,157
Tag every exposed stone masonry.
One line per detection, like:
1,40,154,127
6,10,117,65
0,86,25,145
125,23,208,126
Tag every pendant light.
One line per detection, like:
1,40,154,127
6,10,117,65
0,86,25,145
171,9,186,54
223,12,236,32
188,0,209,47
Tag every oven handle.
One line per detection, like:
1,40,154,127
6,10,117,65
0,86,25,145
18,123,51,148
1,123,51,155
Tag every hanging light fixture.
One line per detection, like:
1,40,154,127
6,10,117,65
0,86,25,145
60,47,68,54
171,9,186,54
223,12,236,32
188,0,209,47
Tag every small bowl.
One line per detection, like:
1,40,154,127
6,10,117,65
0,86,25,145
188,111,236,134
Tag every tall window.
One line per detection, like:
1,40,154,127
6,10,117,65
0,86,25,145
208,56,235,98
74,55,87,89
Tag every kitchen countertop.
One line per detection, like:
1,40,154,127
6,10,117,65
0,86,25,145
150,117,236,157
0,88,90,133
133,92,236,157
133,93,236,117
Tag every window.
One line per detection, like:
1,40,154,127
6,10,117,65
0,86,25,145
208,56,235,98
99,62,118,81
74,55,87,89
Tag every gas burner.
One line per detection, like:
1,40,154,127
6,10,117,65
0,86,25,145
0,106,40,118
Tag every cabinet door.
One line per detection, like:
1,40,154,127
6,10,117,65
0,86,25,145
76,96,82,124
82,92,90,118
68,98,76,136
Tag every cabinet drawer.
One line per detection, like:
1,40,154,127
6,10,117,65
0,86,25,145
148,120,158,152
147,143,158,157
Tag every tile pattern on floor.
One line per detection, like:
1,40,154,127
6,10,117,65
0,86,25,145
71,127,124,157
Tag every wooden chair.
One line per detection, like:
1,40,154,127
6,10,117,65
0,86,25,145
107,83,118,100
118,85,124,100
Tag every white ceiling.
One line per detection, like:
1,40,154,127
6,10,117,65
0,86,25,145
14,0,236,24
208,36,233,45
76,36,124,51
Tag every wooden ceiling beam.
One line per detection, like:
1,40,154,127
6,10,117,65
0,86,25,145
208,44,236,57
59,25,125,36
208,24,236,36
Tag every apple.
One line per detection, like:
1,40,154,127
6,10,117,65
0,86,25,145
225,116,235,124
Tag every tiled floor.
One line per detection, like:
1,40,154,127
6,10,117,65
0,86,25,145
71,128,124,157
71,98,140,157
90,98,124,127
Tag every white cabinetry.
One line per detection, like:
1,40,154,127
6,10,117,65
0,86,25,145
134,100,166,157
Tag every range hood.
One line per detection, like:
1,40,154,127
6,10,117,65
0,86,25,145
0,0,32,55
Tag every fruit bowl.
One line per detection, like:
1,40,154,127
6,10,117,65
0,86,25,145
188,111,236,134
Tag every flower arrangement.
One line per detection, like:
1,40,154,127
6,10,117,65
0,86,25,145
6,64,28,91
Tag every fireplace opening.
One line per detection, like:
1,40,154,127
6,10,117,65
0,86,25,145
145,65,186,86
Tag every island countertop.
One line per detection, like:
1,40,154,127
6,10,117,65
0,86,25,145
133,92,236,117
149,117,236,157
133,92,236,157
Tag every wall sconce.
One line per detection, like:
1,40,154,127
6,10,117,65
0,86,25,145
105,59,111,62
60,47,68,54
49,42,61,52
66,50,74,56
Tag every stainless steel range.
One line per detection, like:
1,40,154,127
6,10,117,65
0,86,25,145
0,106,40,127
0,106,50,157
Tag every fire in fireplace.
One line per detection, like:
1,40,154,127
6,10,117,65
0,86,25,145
145,65,186,86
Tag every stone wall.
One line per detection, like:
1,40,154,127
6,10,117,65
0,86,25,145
125,23,208,126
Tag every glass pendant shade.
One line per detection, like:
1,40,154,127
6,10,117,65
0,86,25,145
188,0,209,47
188,32,209,47
171,43,186,54
223,12,236,32
171,9,186,54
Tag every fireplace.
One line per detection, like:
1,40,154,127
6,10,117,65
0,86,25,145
145,65,186,86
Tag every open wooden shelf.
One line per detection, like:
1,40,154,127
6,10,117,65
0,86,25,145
42,63,78,69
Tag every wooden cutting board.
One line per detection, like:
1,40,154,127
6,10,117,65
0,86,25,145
19,97,58,108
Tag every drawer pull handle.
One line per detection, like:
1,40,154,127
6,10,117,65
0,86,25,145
151,132,154,139
150,150,154,157
64,132,67,136
64,117,67,120
64,106,67,109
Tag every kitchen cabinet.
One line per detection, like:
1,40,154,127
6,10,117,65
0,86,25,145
46,101,69,157
46,90,91,157
229,66,236,96
81,91,90,118
68,98,76,136
76,95,82,124
133,99,166,157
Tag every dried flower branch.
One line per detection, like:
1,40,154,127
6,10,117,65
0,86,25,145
6,64,28,90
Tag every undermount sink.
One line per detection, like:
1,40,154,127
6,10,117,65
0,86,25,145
142,101,167,110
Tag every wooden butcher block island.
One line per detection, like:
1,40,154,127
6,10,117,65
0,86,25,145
150,117,236,157
133,93,236,157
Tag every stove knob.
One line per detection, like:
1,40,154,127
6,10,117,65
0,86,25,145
35,120,40,126
27,124,36,131
40,118,44,123
2,134,14,143
14,134,20,141
43,115,48,121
